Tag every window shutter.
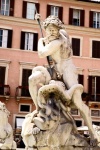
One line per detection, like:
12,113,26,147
96,76,100,94
0,0,1,14
72,38,80,56
21,69,32,96
22,1,27,18
88,76,92,94
0,67,5,85
89,11,93,27
47,5,51,17
7,30,12,48
35,3,40,13
20,31,25,50
78,74,84,85
59,6,63,21
92,41,100,58
0,66,6,95
33,33,38,51
22,69,32,86
69,8,73,25
10,0,15,16
80,10,84,26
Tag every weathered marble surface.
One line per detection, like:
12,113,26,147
0,101,16,149
21,15,100,150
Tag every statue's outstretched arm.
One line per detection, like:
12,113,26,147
38,38,61,58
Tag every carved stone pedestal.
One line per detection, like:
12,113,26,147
24,121,100,150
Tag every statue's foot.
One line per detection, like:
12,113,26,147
90,138,98,147
32,127,40,135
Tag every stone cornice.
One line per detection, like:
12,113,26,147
54,0,100,8
0,59,11,64
0,15,100,37
66,25,100,37
0,15,38,28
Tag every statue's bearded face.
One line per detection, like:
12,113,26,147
45,24,60,38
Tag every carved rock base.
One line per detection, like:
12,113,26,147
24,122,100,150
35,146,100,150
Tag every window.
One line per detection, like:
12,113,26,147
92,121,100,126
73,9,80,26
47,5,63,21
20,31,38,51
75,120,82,127
21,69,32,97
90,11,100,28
25,33,34,50
88,76,100,101
22,1,39,20
69,8,84,26
71,109,79,115
15,117,25,129
0,29,12,48
93,12,100,28
51,6,59,16
92,40,100,58
78,74,84,85
91,110,100,117
19,104,31,113
0,0,14,16
72,38,80,56
0,66,6,95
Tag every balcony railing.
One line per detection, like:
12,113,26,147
0,84,10,101
15,86,31,101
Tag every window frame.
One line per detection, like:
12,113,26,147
19,103,31,113
24,32,34,50
72,38,80,56
50,5,59,16
69,7,84,27
19,62,36,97
90,10,100,28
26,2,36,20
70,36,83,57
0,0,14,16
75,119,83,127
88,69,100,102
22,1,39,20
13,114,25,129
1,0,10,16
93,12,100,28
92,120,100,126
20,31,38,51
90,109,100,117
0,29,8,48
0,28,12,48
90,38,100,59
72,9,80,26
0,60,11,85
47,4,63,21
71,109,79,116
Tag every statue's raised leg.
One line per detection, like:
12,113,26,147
28,66,51,110
72,89,98,146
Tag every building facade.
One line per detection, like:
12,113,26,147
0,0,100,142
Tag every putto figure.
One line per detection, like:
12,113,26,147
22,15,99,149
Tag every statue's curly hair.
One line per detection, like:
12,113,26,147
42,15,64,29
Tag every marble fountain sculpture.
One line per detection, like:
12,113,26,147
0,101,16,149
21,15,100,150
